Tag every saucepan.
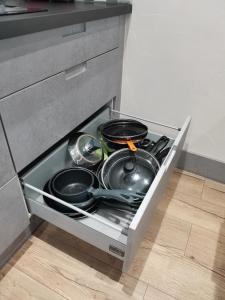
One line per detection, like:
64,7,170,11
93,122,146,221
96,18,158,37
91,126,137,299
68,133,104,168
43,179,98,218
49,167,144,204
44,167,143,216
51,168,144,204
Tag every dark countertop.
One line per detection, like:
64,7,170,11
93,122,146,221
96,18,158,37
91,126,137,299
0,1,132,40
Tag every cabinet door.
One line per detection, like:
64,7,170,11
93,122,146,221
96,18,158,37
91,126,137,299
0,120,15,186
0,17,119,99
1,49,120,171
0,177,29,256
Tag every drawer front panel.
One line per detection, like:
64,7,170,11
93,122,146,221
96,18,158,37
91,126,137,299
0,177,29,256
123,117,191,271
1,49,120,171
27,197,126,260
0,17,119,99
0,120,15,187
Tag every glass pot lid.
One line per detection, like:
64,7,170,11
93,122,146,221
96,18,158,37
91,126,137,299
77,134,103,164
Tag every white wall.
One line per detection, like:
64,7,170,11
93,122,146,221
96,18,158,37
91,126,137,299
121,0,225,163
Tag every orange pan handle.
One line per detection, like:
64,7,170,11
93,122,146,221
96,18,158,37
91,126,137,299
127,140,137,152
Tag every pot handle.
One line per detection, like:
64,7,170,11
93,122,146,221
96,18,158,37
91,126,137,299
101,201,138,213
151,136,170,156
91,189,145,205
155,147,171,165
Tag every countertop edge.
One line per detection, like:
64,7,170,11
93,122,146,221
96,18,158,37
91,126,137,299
0,3,132,40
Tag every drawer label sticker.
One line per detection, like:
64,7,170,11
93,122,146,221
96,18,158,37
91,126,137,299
109,245,125,257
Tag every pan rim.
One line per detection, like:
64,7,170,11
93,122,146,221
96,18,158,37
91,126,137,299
50,167,95,198
101,119,148,141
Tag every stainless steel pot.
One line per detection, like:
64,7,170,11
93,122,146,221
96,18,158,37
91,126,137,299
68,133,103,168
101,148,160,194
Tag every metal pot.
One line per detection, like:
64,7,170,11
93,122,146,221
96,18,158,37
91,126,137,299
68,133,103,168
101,148,160,194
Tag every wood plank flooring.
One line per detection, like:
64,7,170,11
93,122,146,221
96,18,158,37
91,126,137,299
1,169,225,299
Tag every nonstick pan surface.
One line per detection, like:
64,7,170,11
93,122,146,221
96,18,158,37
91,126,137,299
101,119,148,141
43,180,98,219
43,168,100,218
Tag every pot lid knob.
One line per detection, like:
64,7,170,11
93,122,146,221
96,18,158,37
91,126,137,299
124,161,135,173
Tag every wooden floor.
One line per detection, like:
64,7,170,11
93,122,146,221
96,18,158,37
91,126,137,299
1,170,225,299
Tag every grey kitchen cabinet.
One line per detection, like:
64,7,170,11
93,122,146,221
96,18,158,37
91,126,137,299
0,49,121,172
0,120,15,187
0,14,125,268
0,10,191,273
0,17,120,99
0,177,29,257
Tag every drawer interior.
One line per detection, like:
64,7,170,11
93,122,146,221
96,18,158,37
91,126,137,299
22,106,178,256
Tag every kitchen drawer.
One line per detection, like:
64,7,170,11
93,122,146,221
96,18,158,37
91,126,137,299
0,17,120,99
0,119,15,187
0,177,29,256
1,49,120,172
21,107,191,272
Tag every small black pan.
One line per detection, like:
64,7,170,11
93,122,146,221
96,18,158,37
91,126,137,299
43,168,142,216
43,180,98,218
50,168,144,205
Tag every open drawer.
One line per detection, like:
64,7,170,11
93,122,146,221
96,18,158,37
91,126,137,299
21,106,191,272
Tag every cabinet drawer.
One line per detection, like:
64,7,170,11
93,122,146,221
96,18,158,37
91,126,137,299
0,17,120,99
21,107,191,271
1,49,120,172
0,177,29,256
0,120,15,187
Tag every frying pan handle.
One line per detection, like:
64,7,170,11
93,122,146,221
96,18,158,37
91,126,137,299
151,136,170,156
92,189,145,205
155,147,171,165
101,201,138,213
127,140,137,152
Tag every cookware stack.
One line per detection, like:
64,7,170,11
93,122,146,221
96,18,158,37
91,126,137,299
43,118,171,219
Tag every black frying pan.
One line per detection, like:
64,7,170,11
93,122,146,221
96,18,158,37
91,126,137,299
43,180,98,218
102,119,148,141
43,168,142,216
101,119,148,152
51,168,144,205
